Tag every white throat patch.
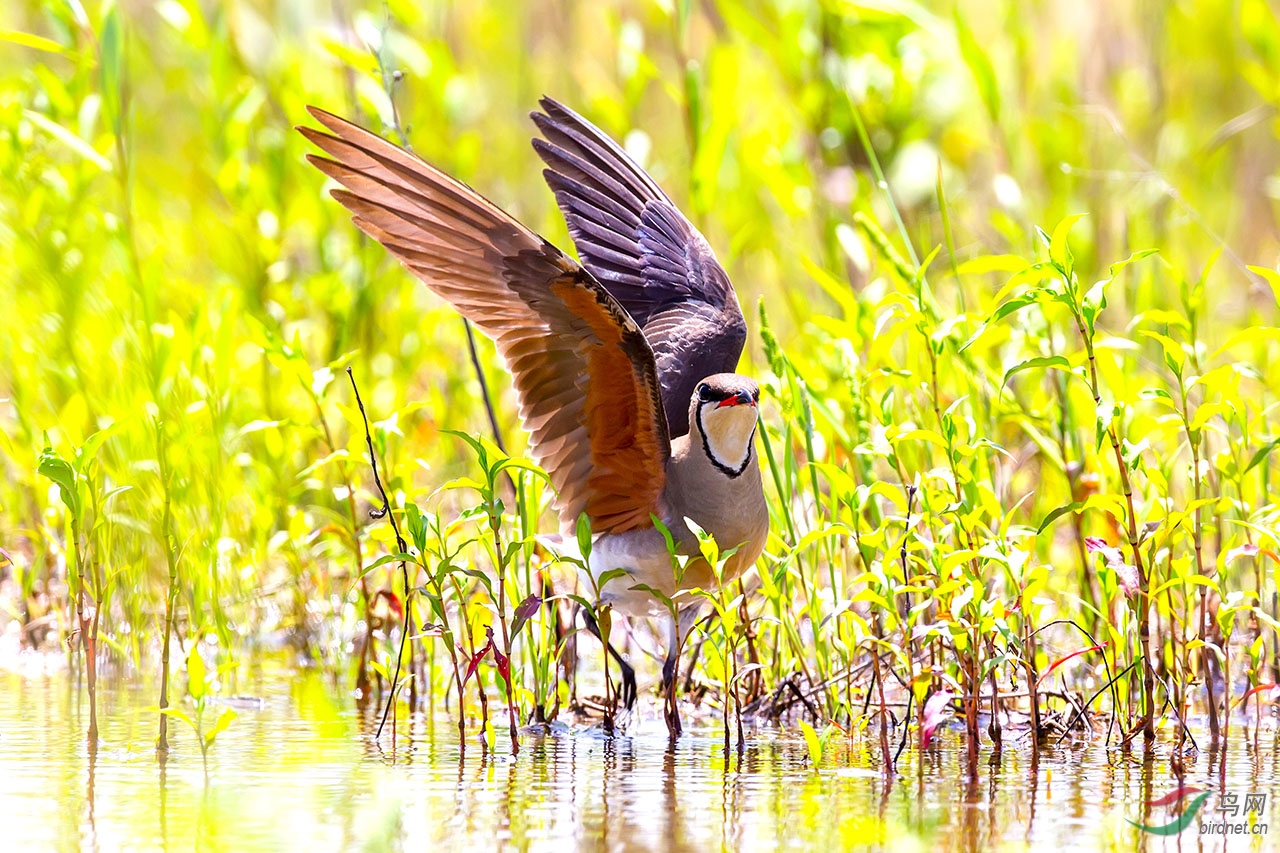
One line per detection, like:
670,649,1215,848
698,402,758,476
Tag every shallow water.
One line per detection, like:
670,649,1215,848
2,664,1276,852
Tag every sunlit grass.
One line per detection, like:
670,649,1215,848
2,0,1280,775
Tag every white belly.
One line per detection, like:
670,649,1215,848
555,528,678,618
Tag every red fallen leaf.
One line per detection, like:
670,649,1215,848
1083,536,1111,553
1224,544,1260,565
463,636,493,688
1232,682,1280,710
920,691,954,749
1113,563,1140,598
492,645,510,683
1146,785,1207,807
1084,538,1139,597
1036,643,1106,688
510,593,542,638
374,589,403,620
477,626,512,684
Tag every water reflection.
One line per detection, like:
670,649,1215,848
1,669,1277,851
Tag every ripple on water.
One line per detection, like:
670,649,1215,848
1,669,1277,852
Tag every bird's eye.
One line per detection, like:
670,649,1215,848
697,384,712,401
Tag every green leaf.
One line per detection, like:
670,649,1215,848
1129,308,1191,334
1037,500,1085,533
293,448,346,478
1080,277,1107,334
575,513,594,561
23,110,113,171
1095,398,1116,451
794,523,854,554
595,567,628,587
1189,401,1231,433
37,447,81,520
1106,248,1158,278
405,503,428,556
99,5,124,134
439,476,486,494
458,568,494,592
0,29,70,54
187,644,206,701
701,636,724,683
1151,574,1218,597
1138,330,1186,377
627,582,675,613
562,594,595,613
76,424,118,467
1245,437,1280,474
799,719,823,768
442,429,490,465
1001,355,1070,388
955,255,1028,276
1212,325,1280,359
492,456,551,484
684,515,719,566
959,292,1042,352
351,553,416,591
1248,265,1280,308
1048,214,1086,271
157,706,197,731
204,707,237,746
1083,248,1156,334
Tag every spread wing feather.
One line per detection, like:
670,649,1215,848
299,107,669,534
531,97,747,436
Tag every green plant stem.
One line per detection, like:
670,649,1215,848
1075,317,1154,744
156,422,177,754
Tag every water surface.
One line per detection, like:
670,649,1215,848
2,664,1275,851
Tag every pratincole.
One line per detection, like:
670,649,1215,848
300,99,768,737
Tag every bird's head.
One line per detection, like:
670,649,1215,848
690,373,760,478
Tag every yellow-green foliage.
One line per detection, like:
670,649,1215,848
2,0,1280,740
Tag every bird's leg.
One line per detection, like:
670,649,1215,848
579,605,637,711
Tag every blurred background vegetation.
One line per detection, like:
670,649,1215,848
3,0,1280,754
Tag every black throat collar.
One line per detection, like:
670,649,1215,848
695,404,756,479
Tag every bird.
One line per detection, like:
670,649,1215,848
299,98,768,738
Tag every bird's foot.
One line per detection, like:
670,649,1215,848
618,658,638,712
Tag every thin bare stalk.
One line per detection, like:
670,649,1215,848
346,368,416,740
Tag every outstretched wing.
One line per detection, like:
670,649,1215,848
299,107,670,534
531,97,747,437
